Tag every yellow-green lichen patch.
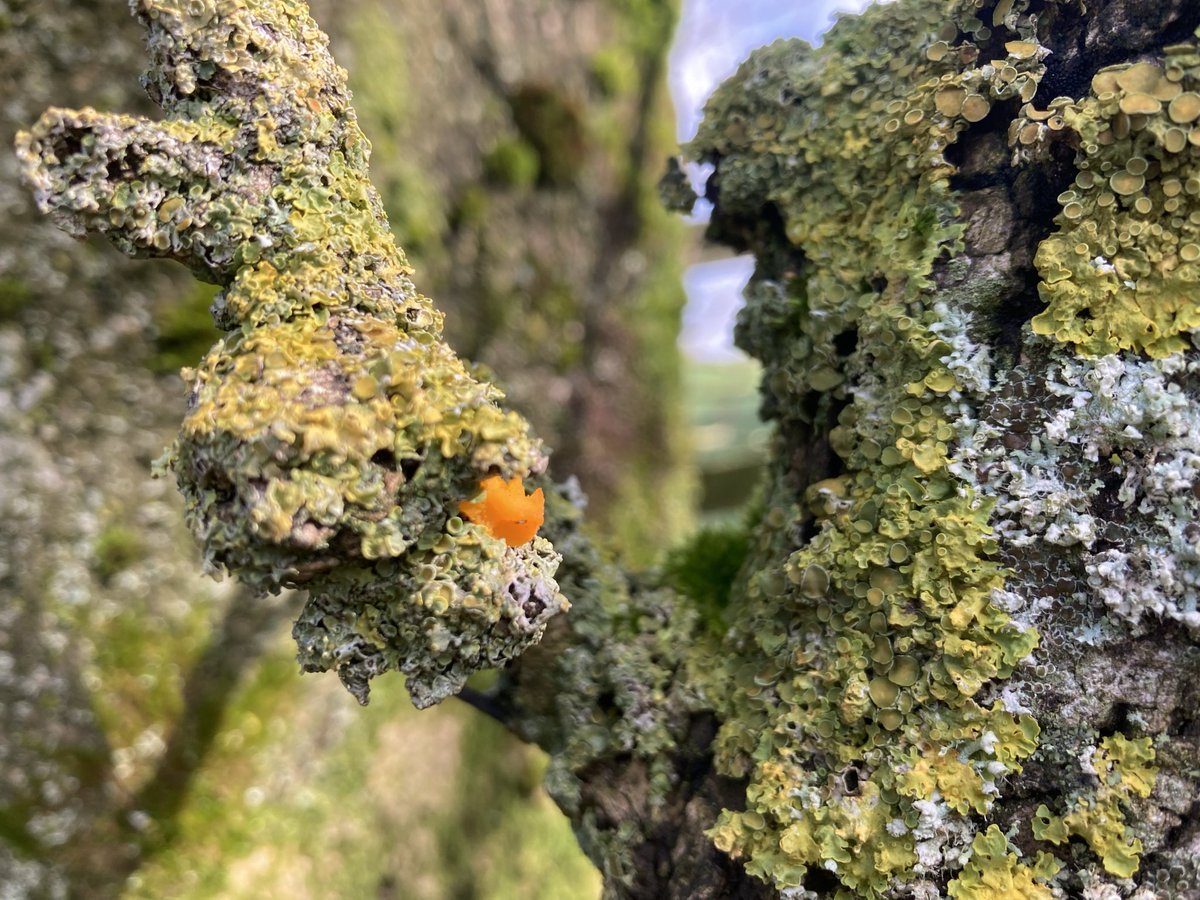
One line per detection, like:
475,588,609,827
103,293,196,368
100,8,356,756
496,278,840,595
946,825,1062,899
17,0,567,707
1032,734,1158,878
1031,44,1200,356
685,0,1047,893
174,311,544,578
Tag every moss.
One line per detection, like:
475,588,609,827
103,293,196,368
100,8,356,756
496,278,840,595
605,0,676,60
507,84,586,189
148,281,222,374
685,0,1053,893
125,640,395,897
450,184,491,230
91,523,145,584
77,596,212,789
438,712,602,899
0,275,33,320
1031,734,1158,878
590,47,638,99
484,138,541,189
127,631,593,898
613,187,693,562
342,0,445,256
663,522,750,632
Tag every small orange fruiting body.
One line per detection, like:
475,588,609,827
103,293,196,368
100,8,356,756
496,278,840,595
458,475,545,547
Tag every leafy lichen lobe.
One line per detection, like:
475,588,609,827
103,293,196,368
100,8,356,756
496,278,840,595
684,0,1064,894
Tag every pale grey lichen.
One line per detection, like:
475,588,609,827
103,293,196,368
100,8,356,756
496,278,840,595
958,345,1200,639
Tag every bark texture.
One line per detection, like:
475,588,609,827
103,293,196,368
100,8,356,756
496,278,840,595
507,1,1200,897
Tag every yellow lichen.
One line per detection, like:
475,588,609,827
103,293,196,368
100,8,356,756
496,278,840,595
1031,43,1200,356
687,0,1048,892
1031,734,1158,878
947,826,1062,899
16,0,565,708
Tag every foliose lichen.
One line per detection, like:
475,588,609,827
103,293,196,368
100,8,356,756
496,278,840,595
959,351,1200,639
15,0,567,707
946,825,1061,900
682,1,1199,894
1031,734,1158,879
509,486,708,894
1026,48,1200,356
684,1,1052,893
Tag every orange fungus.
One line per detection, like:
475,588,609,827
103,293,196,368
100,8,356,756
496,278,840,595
458,475,545,547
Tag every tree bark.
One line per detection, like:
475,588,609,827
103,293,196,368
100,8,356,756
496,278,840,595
504,0,1200,897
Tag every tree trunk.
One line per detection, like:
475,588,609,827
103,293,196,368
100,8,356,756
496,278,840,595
505,0,1200,896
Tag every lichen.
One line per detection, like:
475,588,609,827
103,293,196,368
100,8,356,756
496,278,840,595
678,2,1200,893
498,485,710,894
946,825,1062,899
16,0,566,708
1028,44,1200,356
959,351,1200,639
685,0,1052,893
1031,734,1158,879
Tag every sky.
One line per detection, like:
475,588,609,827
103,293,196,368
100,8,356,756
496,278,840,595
670,0,877,361
669,0,878,141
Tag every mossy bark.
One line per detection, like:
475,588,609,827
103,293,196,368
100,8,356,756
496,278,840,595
509,1,1200,897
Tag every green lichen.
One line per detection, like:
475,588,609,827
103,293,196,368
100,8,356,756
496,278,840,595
1032,734,1158,878
686,0,1051,893
504,487,707,894
946,825,1061,899
16,0,566,708
1030,37,1200,356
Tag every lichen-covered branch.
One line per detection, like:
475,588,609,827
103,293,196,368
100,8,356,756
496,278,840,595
17,0,566,709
